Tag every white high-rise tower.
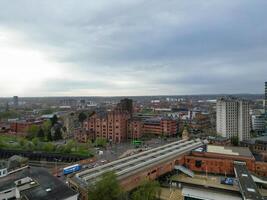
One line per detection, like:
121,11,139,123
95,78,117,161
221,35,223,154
216,97,250,141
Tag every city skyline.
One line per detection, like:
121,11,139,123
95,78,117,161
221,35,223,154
0,1,267,97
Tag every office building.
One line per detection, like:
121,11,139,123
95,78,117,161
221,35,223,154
13,96,18,107
251,114,265,133
216,97,250,141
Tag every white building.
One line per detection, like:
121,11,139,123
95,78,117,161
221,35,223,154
216,97,250,141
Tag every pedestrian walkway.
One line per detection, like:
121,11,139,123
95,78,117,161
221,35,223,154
160,188,183,200
169,189,183,200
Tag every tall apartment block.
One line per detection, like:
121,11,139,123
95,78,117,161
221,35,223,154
216,97,250,141
13,96,18,107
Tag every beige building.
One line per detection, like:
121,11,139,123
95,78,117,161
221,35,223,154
216,97,250,141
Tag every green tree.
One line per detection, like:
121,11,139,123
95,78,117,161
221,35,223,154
26,125,39,140
37,128,45,139
88,171,124,200
132,181,161,200
231,136,239,146
50,115,58,126
54,127,62,140
94,138,107,147
0,139,4,148
26,142,34,151
87,139,93,148
19,138,26,147
78,112,87,124
64,140,75,153
42,120,52,133
47,131,53,141
43,142,55,152
32,137,39,147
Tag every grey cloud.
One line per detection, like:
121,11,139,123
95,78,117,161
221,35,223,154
0,0,266,95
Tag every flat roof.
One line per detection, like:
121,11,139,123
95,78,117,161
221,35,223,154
182,186,242,200
243,136,267,144
171,173,239,192
207,145,253,157
0,167,77,200
76,139,204,185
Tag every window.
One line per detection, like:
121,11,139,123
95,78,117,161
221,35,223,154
195,160,202,168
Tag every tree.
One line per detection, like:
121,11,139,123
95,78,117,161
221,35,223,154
47,131,53,141
0,139,4,148
231,136,239,146
87,139,93,148
42,120,52,133
94,138,107,147
19,138,26,147
88,171,124,200
50,115,58,126
78,112,87,124
43,142,55,152
132,181,161,200
37,128,45,139
26,125,39,140
65,140,75,153
26,142,34,151
32,137,39,147
54,126,62,140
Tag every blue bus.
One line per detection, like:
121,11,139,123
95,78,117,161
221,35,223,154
63,164,81,175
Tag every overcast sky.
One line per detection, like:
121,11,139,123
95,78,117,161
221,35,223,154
0,0,266,97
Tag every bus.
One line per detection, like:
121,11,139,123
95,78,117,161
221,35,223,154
132,140,142,148
63,164,81,175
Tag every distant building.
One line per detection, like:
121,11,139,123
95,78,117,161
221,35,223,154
190,113,210,131
216,97,250,142
208,136,231,146
240,136,267,160
142,117,178,137
9,120,43,136
13,96,18,107
116,98,133,115
128,118,143,140
252,114,265,133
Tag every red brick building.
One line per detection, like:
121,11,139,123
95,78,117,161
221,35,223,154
83,110,131,143
142,117,178,137
74,129,91,143
128,118,143,140
190,113,210,130
9,120,43,136
184,145,256,176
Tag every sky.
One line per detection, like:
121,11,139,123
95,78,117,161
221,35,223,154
0,0,266,97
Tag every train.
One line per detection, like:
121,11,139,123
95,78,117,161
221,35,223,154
63,164,82,175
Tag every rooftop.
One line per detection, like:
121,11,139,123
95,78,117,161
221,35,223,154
242,136,267,145
0,167,77,200
207,145,253,158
